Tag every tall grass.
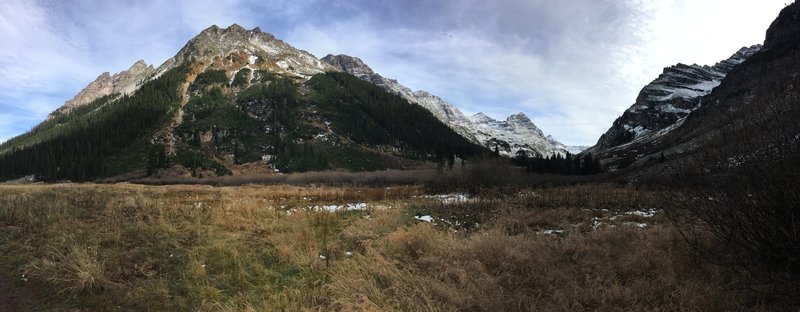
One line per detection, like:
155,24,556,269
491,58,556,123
0,183,779,310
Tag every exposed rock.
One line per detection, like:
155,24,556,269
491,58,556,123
53,59,156,117
154,24,335,80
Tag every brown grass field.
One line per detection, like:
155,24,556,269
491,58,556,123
0,183,775,311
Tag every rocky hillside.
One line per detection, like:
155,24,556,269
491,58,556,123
588,45,761,155
322,54,567,157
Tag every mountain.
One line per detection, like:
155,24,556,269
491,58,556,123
588,45,762,157
321,54,567,157
0,24,486,181
465,113,566,157
590,2,800,173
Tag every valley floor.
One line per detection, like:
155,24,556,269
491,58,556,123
0,183,773,311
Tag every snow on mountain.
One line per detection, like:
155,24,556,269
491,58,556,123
322,54,566,157
467,112,566,157
589,45,762,154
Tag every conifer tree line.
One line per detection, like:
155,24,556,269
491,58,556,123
513,150,603,175
0,66,188,181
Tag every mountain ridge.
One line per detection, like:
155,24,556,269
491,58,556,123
321,54,568,157
587,44,762,158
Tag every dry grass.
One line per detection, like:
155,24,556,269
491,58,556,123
0,183,777,310
25,243,107,295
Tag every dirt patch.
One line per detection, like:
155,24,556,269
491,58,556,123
0,274,42,312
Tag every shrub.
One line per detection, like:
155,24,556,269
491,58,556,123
26,244,107,295
666,102,800,304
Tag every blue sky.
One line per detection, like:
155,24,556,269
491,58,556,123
0,0,787,146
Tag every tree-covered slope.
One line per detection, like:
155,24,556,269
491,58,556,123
307,72,484,160
0,66,188,181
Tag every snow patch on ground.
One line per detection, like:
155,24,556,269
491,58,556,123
284,203,369,215
538,229,565,236
624,222,648,228
416,194,471,204
625,209,658,218
415,215,434,222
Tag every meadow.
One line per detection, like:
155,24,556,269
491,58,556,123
0,180,779,311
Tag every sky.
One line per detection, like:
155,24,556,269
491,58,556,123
0,0,788,146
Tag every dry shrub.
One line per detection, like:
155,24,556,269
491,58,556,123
666,100,800,306
25,243,107,295
327,213,744,311
384,223,439,261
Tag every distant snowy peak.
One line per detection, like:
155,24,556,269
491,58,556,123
322,54,567,157
591,44,762,153
467,112,564,157
506,113,546,138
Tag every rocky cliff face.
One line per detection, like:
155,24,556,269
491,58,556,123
589,45,761,154
322,54,567,157
54,60,156,117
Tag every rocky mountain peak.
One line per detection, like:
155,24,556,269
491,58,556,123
469,113,495,124
155,24,332,80
507,112,531,123
52,59,156,118
321,54,375,78
225,23,246,33
506,113,545,137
